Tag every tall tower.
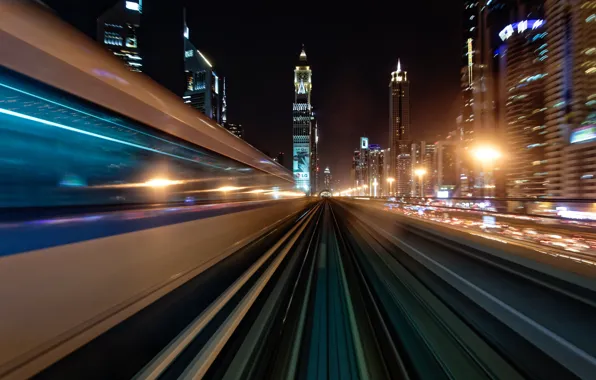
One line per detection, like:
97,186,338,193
498,18,548,197
293,45,313,193
389,59,412,196
562,0,596,197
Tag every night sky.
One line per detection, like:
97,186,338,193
45,0,463,186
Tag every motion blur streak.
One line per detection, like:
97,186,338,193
22,198,596,380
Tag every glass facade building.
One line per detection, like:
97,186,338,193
498,19,548,197
183,37,222,124
388,60,412,196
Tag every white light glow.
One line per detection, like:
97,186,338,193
517,20,528,33
197,50,213,68
145,178,182,188
473,146,501,161
125,1,140,11
218,186,243,192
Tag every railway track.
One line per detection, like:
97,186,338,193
32,199,596,380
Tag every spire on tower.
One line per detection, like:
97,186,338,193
397,58,401,72
299,44,307,62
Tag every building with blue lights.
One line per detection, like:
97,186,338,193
97,0,142,72
497,17,548,197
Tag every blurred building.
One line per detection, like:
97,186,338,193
435,139,459,197
351,149,360,191
97,0,142,72
389,60,412,196
497,18,548,197
368,144,385,197
293,45,314,193
224,123,243,139
424,142,437,196
311,113,319,194
350,137,370,195
183,31,222,124
562,0,596,197
323,167,332,190
411,141,435,197
221,78,227,125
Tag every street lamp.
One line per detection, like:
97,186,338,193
372,178,378,197
473,146,501,161
414,168,426,197
472,146,501,198
387,177,395,196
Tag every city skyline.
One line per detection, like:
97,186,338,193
48,0,596,198
43,0,462,186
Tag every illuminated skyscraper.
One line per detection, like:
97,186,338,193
311,113,319,194
497,18,548,197
97,0,142,72
564,0,596,197
183,34,222,123
436,139,459,197
368,144,385,197
293,45,314,193
323,167,332,190
222,78,227,125
389,60,412,196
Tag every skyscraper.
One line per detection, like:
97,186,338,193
97,0,142,72
222,78,228,125
183,36,222,123
293,45,314,193
436,139,459,197
497,18,548,197
311,113,319,194
368,144,385,197
564,0,596,197
389,60,412,196
323,167,332,190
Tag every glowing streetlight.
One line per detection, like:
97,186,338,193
414,168,426,197
144,178,182,188
387,177,395,196
372,178,378,197
473,146,501,162
472,146,501,198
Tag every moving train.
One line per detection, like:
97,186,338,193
0,0,294,209
0,2,310,379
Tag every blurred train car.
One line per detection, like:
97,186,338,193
0,1,295,209
0,2,310,378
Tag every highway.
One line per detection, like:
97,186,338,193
13,199,594,380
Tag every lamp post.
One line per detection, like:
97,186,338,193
387,177,395,196
414,168,427,197
473,146,501,198
373,178,378,198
